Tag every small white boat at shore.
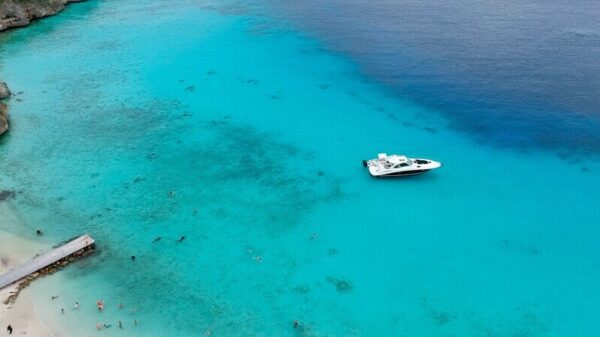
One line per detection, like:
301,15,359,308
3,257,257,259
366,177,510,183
362,153,441,177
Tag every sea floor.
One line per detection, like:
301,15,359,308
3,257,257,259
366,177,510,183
0,1,599,336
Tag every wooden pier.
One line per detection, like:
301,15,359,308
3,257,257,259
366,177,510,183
0,234,95,289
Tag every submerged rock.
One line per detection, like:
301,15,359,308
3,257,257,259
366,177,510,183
0,81,9,135
0,190,16,202
0,82,9,99
326,276,354,294
0,102,7,136
0,0,85,32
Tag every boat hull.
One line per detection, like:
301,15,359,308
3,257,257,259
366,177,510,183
365,158,441,177
374,169,430,177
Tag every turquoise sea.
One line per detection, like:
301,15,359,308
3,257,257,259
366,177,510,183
1,0,599,336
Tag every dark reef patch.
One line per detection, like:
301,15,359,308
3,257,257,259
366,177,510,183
500,239,540,256
326,248,338,256
326,276,353,293
292,284,311,294
473,311,549,337
237,77,258,85
430,310,455,326
0,190,16,202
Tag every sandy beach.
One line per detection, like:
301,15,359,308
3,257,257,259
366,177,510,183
0,206,56,337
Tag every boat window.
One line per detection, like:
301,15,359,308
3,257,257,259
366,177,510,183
400,163,409,167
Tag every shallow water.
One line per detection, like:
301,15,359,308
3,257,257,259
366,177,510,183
0,0,599,336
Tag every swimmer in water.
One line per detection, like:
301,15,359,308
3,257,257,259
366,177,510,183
97,300,104,312
152,237,162,243
176,236,186,243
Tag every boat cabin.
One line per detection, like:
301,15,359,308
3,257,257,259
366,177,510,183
378,153,413,169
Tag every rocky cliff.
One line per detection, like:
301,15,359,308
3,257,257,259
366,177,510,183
0,81,10,135
1,1,85,135
0,0,84,31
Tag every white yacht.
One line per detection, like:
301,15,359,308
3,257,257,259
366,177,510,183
362,153,441,177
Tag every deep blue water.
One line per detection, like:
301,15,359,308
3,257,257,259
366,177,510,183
265,0,600,154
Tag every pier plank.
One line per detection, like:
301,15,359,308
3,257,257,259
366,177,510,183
0,235,95,289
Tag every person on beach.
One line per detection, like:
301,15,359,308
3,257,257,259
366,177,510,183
6,325,13,334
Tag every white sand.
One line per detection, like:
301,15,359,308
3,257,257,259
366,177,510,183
0,205,58,337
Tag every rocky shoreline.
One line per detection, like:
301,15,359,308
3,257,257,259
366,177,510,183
0,82,9,136
0,0,85,136
0,0,85,32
